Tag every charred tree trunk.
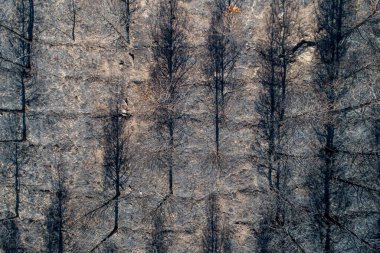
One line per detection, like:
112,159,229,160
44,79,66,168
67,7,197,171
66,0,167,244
71,0,76,41
122,0,136,44
14,144,20,219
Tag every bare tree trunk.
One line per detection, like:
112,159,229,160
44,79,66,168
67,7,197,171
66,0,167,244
14,144,20,218
71,0,76,41
323,124,334,253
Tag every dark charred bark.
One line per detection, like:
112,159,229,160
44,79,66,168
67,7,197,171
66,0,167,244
14,145,20,219
71,0,76,41
0,219,22,253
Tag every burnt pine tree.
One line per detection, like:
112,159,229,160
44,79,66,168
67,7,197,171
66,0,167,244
88,101,131,252
150,0,192,196
307,0,379,252
70,0,77,41
0,115,24,221
0,143,22,221
202,193,232,253
149,210,170,253
0,143,23,252
17,0,34,142
254,0,307,251
0,0,34,142
0,115,27,251
121,0,138,44
0,218,22,253
46,158,67,253
255,0,299,189
205,0,241,161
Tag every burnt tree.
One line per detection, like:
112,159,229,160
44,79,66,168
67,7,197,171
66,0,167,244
150,0,192,196
88,102,131,252
205,0,241,160
70,0,77,41
0,218,22,253
46,158,67,253
0,0,34,142
121,0,137,44
202,193,232,253
205,0,241,159
254,1,309,251
306,0,380,252
255,0,300,189
148,210,170,253
0,115,27,251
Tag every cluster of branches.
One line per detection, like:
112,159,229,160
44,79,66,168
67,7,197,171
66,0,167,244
99,0,138,45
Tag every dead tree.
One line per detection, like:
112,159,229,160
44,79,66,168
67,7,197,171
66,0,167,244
0,144,22,221
306,0,380,252
46,158,67,253
205,0,241,160
121,0,138,44
150,0,192,197
253,1,307,251
0,0,34,142
148,210,170,253
0,115,26,251
202,193,232,253
0,2,35,250
88,101,131,252
255,0,299,189
70,0,77,41
313,1,360,252
0,218,22,253
17,0,34,142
